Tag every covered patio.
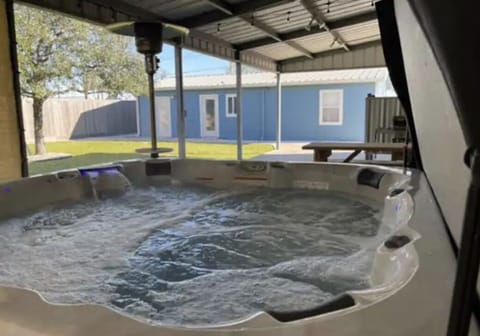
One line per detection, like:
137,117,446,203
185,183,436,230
2,0,385,181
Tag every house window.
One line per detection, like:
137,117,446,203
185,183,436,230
226,94,237,117
319,89,343,125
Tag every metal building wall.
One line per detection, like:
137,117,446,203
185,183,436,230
0,0,23,181
365,96,404,143
138,82,375,142
280,42,385,73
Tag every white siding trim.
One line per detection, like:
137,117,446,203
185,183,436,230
225,93,237,118
199,94,220,138
135,97,140,136
319,89,344,126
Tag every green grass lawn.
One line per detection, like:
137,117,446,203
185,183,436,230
28,140,273,175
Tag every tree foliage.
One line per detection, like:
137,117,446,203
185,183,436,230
14,4,147,154
15,5,85,101
72,29,147,98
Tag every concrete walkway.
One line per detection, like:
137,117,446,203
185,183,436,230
252,142,311,161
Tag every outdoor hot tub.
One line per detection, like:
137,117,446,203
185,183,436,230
0,159,459,335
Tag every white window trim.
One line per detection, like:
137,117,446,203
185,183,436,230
319,89,344,126
225,93,237,118
199,94,219,138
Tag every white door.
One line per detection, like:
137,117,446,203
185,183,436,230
199,94,219,138
155,96,172,138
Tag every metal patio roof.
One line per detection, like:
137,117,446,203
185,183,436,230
18,0,385,73
155,67,387,90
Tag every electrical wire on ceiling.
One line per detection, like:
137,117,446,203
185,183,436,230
252,0,371,19
207,0,374,33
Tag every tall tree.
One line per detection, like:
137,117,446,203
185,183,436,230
15,4,147,154
72,29,147,99
15,5,85,154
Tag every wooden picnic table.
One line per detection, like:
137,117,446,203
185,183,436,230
302,142,408,162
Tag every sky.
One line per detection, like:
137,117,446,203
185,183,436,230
158,45,231,77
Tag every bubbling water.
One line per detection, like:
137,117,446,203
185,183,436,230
0,184,382,326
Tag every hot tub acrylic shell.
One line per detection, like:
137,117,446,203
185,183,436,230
0,159,457,336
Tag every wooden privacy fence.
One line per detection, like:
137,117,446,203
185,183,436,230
365,96,405,143
22,98,137,143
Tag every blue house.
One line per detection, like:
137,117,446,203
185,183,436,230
137,68,389,142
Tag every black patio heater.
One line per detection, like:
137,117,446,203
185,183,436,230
108,22,188,158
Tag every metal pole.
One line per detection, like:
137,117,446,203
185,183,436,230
145,54,158,158
236,61,243,160
276,72,282,150
174,43,186,159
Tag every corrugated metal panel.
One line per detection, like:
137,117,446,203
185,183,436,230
250,43,307,61
240,51,278,72
292,31,343,53
321,0,375,21
280,40,384,72
253,2,311,34
365,96,405,143
336,20,380,45
181,31,236,59
199,17,267,44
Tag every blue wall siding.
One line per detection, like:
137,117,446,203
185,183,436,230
219,89,265,141
282,83,374,141
263,88,278,141
138,82,375,141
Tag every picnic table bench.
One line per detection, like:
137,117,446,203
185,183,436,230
302,142,408,162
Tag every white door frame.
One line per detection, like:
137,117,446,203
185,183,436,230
155,96,172,138
199,94,219,138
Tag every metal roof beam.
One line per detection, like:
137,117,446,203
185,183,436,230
238,14,313,59
235,11,377,50
284,41,314,59
300,0,350,51
238,14,282,42
175,0,294,28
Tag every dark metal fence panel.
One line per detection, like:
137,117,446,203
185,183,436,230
365,96,405,143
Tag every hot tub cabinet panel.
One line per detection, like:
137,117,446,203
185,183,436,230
0,159,454,335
